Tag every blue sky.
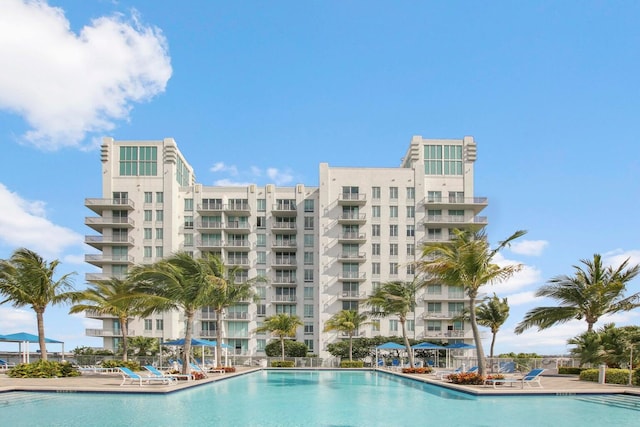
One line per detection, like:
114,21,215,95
1,0,639,356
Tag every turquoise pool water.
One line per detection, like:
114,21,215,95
1,370,638,426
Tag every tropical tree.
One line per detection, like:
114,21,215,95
419,229,526,376
204,259,260,367
255,313,303,360
323,310,369,361
476,294,510,358
365,278,427,368
130,252,226,374
0,248,76,361
68,277,153,361
515,254,640,334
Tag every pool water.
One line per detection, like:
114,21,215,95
1,370,638,426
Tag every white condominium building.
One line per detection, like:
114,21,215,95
84,135,487,358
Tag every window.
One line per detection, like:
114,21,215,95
257,199,266,212
406,206,415,218
406,264,415,275
389,319,398,332
449,191,464,203
372,224,380,237
406,225,415,237
144,319,152,331
275,305,296,315
304,251,314,265
372,263,380,275
184,216,193,229
341,186,360,200
449,285,465,299
304,304,314,318
304,217,314,230
304,322,314,334
342,300,358,310
406,243,415,256
257,339,266,351
372,243,380,256
156,319,163,331
304,269,314,282
449,209,465,222
257,252,266,265
113,192,128,204
389,263,398,275
144,210,152,222
427,320,442,332
144,228,152,240
144,246,152,258
389,243,398,256
389,225,398,237
372,320,380,332
424,144,462,175
427,284,442,295
256,234,266,247
407,320,415,332
144,192,153,203
257,216,266,228
256,269,267,280
184,234,193,247
156,210,163,222
155,246,163,257
184,198,193,211
304,339,314,352
304,199,314,212
155,228,163,240
449,302,464,317
372,186,381,199
304,234,314,247
427,228,442,240
389,206,398,218
304,287,314,299
155,192,164,203
406,187,415,200
119,146,157,176
256,286,266,300
372,206,381,218
257,304,266,317
428,302,442,314
389,187,398,200
427,191,442,203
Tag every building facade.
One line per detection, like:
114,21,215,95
84,135,487,358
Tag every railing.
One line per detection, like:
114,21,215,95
424,196,488,205
339,272,366,280
339,213,366,221
272,203,297,211
85,217,135,226
273,222,297,229
271,295,297,302
85,235,135,245
198,203,224,210
197,221,223,229
226,312,250,320
338,193,366,202
339,232,366,240
85,328,134,337
273,258,297,265
273,277,297,284
273,241,297,247
84,254,134,263
85,198,135,208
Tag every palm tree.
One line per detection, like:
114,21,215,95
130,252,226,375
475,294,509,358
204,259,260,367
68,277,153,361
323,310,369,361
419,229,526,376
515,254,640,334
0,248,75,361
365,278,426,368
255,313,303,360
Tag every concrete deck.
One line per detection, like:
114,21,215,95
1,368,638,397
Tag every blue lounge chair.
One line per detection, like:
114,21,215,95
484,368,545,389
144,365,192,381
119,366,175,386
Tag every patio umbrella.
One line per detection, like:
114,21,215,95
162,338,230,367
411,342,445,367
375,342,406,367
445,342,476,368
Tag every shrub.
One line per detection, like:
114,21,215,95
580,368,640,385
264,340,309,357
447,372,484,385
401,367,433,374
100,359,141,371
558,367,584,375
340,360,364,368
219,366,236,373
7,361,80,378
271,360,295,368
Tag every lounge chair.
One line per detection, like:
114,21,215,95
484,368,545,389
144,365,192,381
119,366,175,386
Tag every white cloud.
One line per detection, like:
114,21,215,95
602,249,640,269
250,166,262,176
0,0,172,150
480,253,543,294
210,162,238,175
266,168,294,185
503,291,539,306
510,240,548,256
213,179,255,187
0,183,82,259
0,306,34,331
492,321,586,355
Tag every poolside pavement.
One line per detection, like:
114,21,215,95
1,367,639,397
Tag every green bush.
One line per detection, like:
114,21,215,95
100,359,140,371
580,368,640,385
558,367,584,375
270,360,295,368
340,360,364,368
7,360,80,378
264,340,308,357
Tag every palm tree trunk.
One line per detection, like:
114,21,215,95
215,308,223,367
36,309,47,361
489,331,496,359
183,309,195,375
121,317,129,362
349,332,353,361
469,295,487,376
400,317,414,368
280,336,285,360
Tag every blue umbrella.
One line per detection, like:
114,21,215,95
376,342,406,350
411,342,445,350
0,332,64,363
446,342,476,349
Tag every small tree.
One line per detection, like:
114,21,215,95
255,314,303,360
476,294,510,358
323,310,368,361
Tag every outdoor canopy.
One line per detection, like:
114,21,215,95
162,337,230,367
0,332,65,363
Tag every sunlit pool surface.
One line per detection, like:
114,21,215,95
1,370,638,426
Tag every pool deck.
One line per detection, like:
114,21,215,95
1,368,639,397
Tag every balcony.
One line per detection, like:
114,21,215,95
421,293,466,301
225,201,250,214
272,257,297,267
85,235,135,249
85,328,134,337
85,198,135,214
225,240,251,250
272,276,297,285
226,312,250,320
85,216,134,231
85,273,127,282
197,220,223,230
225,258,249,267
85,254,134,267
272,240,297,249
197,202,224,212
338,193,366,206
422,311,464,320
338,291,366,300
271,295,297,303
338,232,366,243
337,213,366,224
196,239,224,249
338,272,366,281
338,252,366,263
423,215,488,227
424,196,488,214
272,203,297,216
84,310,117,319
272,222,297,233
225,221,251,233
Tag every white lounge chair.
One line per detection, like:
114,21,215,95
484,368,545,389
119,367,175,386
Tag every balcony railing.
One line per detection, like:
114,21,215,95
85,328,134,337
272,295,297,302
84,254,134,264
338,272,366,280
226,312,250,320
338,232,366,241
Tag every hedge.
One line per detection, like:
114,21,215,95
340,360,364,368
580,368,640,385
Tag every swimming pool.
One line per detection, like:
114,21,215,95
1,370,638,426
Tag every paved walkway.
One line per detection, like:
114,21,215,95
1,368,638,396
